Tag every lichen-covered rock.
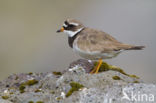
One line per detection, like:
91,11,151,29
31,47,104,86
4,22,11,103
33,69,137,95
0,59,155,103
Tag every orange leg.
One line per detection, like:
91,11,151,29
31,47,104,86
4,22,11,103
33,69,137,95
90,59,103,74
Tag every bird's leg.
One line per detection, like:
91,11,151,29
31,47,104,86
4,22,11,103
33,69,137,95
95,59,103,73
90,59,103,74
90,67,96,74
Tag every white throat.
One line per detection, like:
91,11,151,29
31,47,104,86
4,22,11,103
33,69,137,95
63,28,84,37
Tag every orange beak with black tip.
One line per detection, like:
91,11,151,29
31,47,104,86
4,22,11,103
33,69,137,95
56,27,64,33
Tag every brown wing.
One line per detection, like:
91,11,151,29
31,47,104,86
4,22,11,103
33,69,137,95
76,28,133,53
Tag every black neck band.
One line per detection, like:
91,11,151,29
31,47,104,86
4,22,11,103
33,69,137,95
68,28,84,48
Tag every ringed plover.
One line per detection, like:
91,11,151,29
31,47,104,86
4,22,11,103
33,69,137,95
57,19,145,74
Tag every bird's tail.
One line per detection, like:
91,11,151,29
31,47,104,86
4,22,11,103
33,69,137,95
124,45,145,50
128,45,145,50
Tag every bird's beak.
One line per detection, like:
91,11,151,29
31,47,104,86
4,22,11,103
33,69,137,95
56,27,64,33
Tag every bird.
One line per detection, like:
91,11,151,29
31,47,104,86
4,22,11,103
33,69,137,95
56,19,145,74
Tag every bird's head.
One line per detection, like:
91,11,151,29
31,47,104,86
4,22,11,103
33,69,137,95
57,19,84,37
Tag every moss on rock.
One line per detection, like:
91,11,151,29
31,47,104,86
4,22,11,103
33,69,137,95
52,72,62,75
19,79,38,93
19,85,26,93
25,79,38,86
93,61,139,79
112,76,121,80
2,95,9,100
66,82,84,97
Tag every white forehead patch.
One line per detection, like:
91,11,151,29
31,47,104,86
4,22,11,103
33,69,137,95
64,28,83,37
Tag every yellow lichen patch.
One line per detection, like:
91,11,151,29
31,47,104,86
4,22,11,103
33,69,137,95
112,76,121,80
93,61,139,79
66,82,84,97
52,72,62,75
2,96,9,100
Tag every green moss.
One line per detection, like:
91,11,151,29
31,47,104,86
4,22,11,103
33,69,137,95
2,96,9,99
112,76,121,80
130,75,140,79
25,79,38,86
36,101,44,103
133,80,139,83
19,79,38,93
52,72,62,75
28,101,34,103
19,85,26,93
94,62,110,72
93,62,139,79
28,72,33,75
110,66,140,79
66,82,84,97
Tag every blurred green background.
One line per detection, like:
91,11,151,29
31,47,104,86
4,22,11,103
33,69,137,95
0,0,156,83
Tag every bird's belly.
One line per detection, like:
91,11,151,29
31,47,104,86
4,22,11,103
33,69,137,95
73,46,121,60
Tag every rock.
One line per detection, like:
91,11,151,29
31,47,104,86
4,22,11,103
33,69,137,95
0,59,155,103
0,99,12,103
